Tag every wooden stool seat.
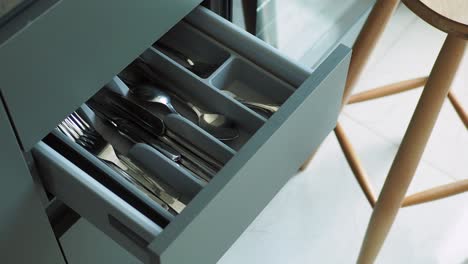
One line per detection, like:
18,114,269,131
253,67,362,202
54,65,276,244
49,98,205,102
403,0,468,39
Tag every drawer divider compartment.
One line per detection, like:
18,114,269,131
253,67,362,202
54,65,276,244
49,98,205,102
128,143,206,203
154,21,231,79
107,76,238,160
163,113,236,163
185,7,313,87
138,49,267,150
141,48,267,129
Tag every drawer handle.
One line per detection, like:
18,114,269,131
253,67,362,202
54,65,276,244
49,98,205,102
108,215,150,248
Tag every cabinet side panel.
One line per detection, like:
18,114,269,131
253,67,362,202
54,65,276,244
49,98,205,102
0,96,65,264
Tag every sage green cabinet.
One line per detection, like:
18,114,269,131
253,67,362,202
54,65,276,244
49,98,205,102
0,100,65,264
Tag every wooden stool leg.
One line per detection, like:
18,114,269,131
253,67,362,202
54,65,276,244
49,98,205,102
357,35,466,264
335,123,377,207
402,179,468,207
447,91,468,129
347,76,428,104
342,0,401,104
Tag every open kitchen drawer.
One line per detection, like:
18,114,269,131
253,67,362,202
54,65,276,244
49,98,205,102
30,6,351,264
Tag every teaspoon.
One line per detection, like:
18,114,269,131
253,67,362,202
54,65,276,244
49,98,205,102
221,90,280,115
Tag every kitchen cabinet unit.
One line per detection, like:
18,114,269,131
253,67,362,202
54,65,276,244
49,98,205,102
0,100,65,264
0,1,371,263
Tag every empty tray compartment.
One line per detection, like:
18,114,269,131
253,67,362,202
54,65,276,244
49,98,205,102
211,57,296,106
154,22,231,78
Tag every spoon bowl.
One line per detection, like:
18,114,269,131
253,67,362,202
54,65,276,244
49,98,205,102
130,84,239,141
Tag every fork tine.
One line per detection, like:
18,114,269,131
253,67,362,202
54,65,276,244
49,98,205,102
58,123,78,141
77,135,96,147
61,121,80,139
64,118,84,136
69,113,87,131
61,121,97,150
73,112,91,130
68,115,100,142
57,124,73,141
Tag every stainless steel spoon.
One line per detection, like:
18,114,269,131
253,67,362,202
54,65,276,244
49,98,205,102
221,90,280,115
130,84,239,141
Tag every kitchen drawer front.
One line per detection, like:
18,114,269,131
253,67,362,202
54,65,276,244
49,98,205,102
0,0,202,151
0,100,65,264
33,7,351,264
33,142,163,263
149,49,351,264
143,9,351,264
60,218,142,264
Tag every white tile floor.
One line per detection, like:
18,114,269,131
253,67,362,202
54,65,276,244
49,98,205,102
219,4,468,264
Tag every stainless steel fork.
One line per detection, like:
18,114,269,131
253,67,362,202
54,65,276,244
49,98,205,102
58,115,129,171
58,112,185,214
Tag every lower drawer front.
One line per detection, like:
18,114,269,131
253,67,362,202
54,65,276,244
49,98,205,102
33,6,351,264
60,218,142,264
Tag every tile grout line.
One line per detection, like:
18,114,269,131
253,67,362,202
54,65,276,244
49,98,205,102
339,112,460,182
365,9,419,70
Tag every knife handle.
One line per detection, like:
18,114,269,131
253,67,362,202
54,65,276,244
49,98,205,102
158,135,218,180
166,129,224,170
114,118,182,163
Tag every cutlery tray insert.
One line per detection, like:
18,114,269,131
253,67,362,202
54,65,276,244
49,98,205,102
35,65,264,258
144,8,313,150
138,48,267,151
38,63,257,221
77,85,236,202
46,4,322,223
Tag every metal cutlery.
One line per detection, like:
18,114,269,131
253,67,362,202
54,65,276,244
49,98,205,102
89,92,223,180
87,99,214,182
108,91,225,170
129,58,239,141
129,83,239,141
109,94,224,172
221,90,280,116
57,112,186,214
87,103,182,163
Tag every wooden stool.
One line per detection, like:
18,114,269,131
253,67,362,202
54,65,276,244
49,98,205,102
357,1,467,262
299,0,468,263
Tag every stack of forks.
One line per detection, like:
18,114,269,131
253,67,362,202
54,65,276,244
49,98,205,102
57,111,185,215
